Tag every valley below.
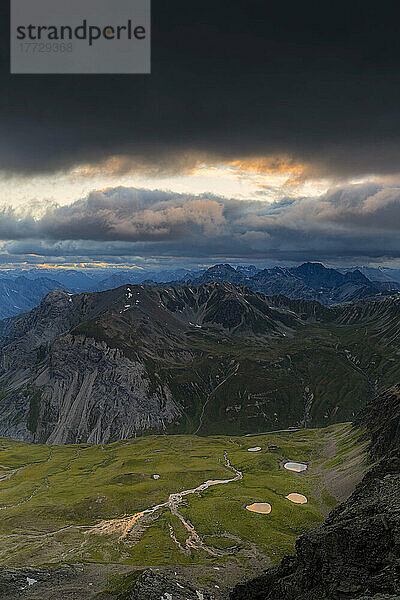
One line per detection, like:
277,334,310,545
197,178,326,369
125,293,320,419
0,423,367,599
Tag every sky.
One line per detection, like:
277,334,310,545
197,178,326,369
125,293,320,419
1,1,400,271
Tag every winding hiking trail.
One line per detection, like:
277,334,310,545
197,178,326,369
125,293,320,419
193,363,240,435
88,451,243,556
343,348,378,398
0,449,85,512
0,449,54,511
0,449,54,486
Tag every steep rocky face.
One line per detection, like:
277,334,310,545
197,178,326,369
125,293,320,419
0,283,302,443
230,385,400,600
1,283,400,445
292,263,370,289
31,335,181,445
251,268,317,301
189,263,249,286
0,290,79,373
355,383,400,459
0,286,138,373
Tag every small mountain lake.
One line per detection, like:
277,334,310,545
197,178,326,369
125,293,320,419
245,502,272,514
285,493,307,504
283,461,308,472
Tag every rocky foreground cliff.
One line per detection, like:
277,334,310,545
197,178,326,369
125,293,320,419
230,384,400,600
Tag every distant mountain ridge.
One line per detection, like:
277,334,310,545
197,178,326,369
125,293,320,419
0,262,397,321
343,265,400,285
170,261,400,305
0,276,67,320
93,268,197,292
0,268,199,319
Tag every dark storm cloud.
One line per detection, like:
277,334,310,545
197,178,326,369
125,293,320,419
2,2,400,177
3,184,400,261
0,187,226,242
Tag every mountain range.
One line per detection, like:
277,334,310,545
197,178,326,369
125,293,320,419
93,268,196,292
170,262,400,305
0,262,398,322
0,281,400,444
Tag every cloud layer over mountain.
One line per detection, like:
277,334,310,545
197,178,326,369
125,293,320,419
2,184,399,262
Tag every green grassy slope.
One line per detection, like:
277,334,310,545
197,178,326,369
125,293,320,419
0,424,367,569
164,315,400,435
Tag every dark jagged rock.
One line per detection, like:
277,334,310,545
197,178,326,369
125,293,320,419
0,565,77,599
355,383,400,460
250,267,318,301
189,263,249,286
99,569,212,600
292,262,371,290
230,385,400,600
